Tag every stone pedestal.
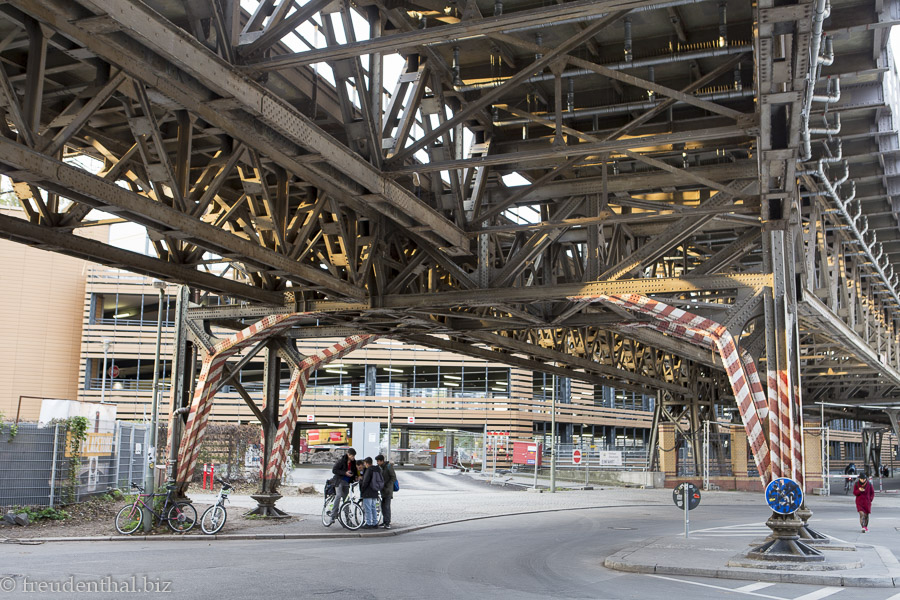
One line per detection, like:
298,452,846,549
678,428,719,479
246,493,289,518
747,512,825,562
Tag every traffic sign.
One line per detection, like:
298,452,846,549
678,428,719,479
407,416,415,424
109,365,119,378
305,414,315,422
572,449,582,464
765,477,803,514
673,482,701,510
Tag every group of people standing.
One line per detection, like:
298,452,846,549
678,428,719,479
327,448,396,530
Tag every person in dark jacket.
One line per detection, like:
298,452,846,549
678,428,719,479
376,454,395,529
359,457,383,529
854,472,875,532
326,448,358,526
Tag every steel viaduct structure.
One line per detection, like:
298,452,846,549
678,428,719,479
0,0,900,525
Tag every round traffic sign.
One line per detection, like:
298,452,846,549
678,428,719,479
673,482,701,510
572,449,582,464
109,365,119,378
765,477,803,514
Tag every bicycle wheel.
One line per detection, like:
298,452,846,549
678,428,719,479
200,505,227,535
322,495,336,526
115,504,143,535
166,502,197,532
339,501,364,530
376,500,383,526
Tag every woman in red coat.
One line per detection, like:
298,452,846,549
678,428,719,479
853,472,875,532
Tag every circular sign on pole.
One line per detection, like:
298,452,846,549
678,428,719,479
407,416,415,424
109,365,119,378
306,414,315,423
572,449,582,465
765,477,803,514
673,482,701,510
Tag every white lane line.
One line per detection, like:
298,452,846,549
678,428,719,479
884,592,900,600
791,588,844,600
646,575,786,599
735,582,776,592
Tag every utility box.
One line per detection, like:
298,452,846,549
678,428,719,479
352,421,381,460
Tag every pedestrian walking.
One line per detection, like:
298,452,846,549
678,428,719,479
359,457,384,529
326,448,358,526
376,454,396,529
853,472,875,532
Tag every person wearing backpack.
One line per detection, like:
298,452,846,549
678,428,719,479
376,454,396,530
359,457,383,529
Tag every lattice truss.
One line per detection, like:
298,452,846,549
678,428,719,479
0,0,899,488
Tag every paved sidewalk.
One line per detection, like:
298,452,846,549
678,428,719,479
605,533,900,587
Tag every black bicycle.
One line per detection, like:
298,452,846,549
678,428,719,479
115,482,197,534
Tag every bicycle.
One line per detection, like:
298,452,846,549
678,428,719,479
114,482,197,534
351,489,383,527
322,480,365,530
200,478,233,534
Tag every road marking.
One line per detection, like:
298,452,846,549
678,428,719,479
735,583,776,592
791,588,843,600
885,593,900,600
646,575,785,599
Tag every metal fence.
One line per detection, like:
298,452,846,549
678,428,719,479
0,421,150,508
502,443,650,479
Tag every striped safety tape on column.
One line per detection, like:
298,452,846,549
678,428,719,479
174,313,314,489
263,334,379,482
571,293,771,485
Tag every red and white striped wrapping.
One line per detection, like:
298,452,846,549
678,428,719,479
262,334,378,482
625,321,768,420
174,313,313,490
572,293,772,486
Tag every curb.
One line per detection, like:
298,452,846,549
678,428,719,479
0,502,656,544
603,545,900,588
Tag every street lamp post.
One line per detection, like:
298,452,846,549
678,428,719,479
100,339,112,403
144,281,166,531
550,373,557,493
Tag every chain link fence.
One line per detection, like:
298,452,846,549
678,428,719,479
0,421,150,508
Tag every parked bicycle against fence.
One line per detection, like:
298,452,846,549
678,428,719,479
115,482,197,534
322,479,365,530
200,478,233,534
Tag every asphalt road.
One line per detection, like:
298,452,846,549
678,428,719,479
2,485,898,599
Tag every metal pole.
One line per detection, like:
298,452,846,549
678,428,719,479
584,441,589,487
144,282,166,531
703,420,709,491
100,339,112,403
533,440,539,489
550,373,557,493
386,405,392,462
684,484,690,538
481,423,487,474
49,425,59,508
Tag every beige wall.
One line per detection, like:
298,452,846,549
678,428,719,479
0,209,103,421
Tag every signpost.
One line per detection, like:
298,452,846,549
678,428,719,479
673,482,701,538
